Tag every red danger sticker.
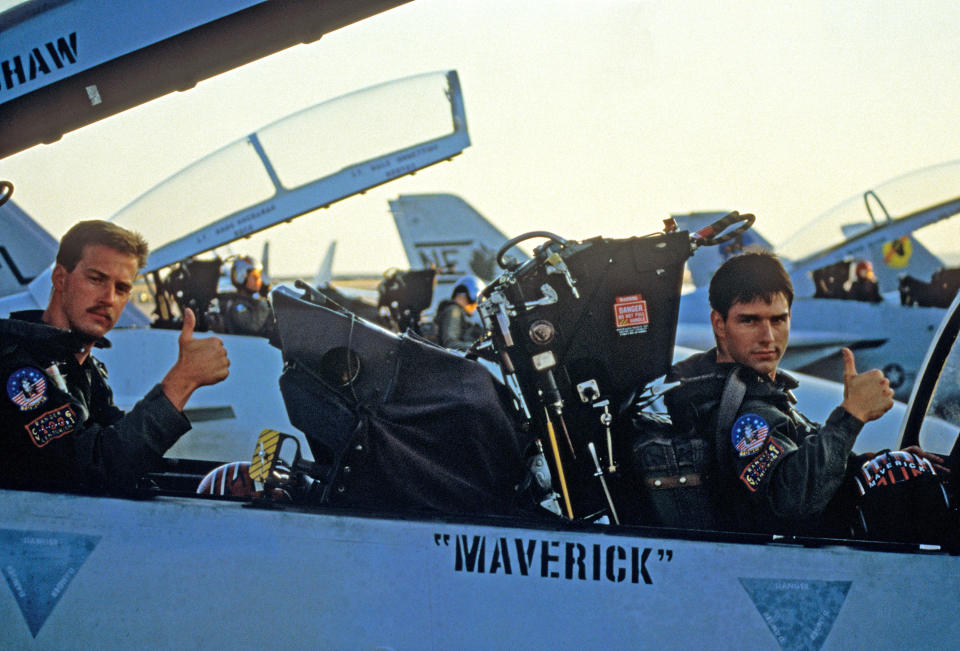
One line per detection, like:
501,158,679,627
614,294,649,331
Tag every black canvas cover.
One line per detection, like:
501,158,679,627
273,288,530,516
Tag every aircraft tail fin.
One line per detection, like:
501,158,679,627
869,234,946,294
672,211,774,288
389,193,529,317
389,193,527,283
261,241,270,280
314,241,337,286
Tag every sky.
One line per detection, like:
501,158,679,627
3,0,960,277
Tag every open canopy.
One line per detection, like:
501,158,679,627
108,70,470,274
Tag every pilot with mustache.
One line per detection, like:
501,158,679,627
664,251,945,536
0,220,230,492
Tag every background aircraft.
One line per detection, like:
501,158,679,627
673,159,960,296
387,187,955,401
389,193,531,318
0,192,57,297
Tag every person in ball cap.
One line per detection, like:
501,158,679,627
434,275,485,351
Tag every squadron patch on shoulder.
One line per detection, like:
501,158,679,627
739,439,783,492
731,413,769,457
25,404,78,448
6,366,48,411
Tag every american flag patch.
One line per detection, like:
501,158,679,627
731,413,770,457
6,366,48,411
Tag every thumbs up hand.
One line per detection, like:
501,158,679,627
840,347,894,423
161,308,230,411
179,305,197,343
177,308,230,385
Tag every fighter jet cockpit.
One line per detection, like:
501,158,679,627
161,210,957,550
811,258,883,303
186,212,756,517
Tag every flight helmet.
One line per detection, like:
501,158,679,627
231,255,262,290
452,275,484,303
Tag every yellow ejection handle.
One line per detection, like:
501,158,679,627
544,407,574,519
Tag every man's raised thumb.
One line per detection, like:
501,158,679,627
841,347,857,381
180,307,196,342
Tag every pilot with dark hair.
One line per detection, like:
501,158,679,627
0,220,230,492
215,255,277,339
434,275,485,352
664,251,944,536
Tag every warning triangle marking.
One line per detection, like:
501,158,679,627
739,577,851,651
0,528,100,638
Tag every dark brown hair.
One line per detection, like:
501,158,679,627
709,251,793,319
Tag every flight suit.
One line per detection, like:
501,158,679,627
434,299,482,352
0,311,189,492
665,348,864,535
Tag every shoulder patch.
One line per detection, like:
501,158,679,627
25,404,79,448
731,413,770,457
739,439,784,492
6,366,48,411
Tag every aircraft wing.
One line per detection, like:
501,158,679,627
109,70,470,274
0,0,412,159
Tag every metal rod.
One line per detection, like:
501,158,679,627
588,442,619,525
544,408,574,519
